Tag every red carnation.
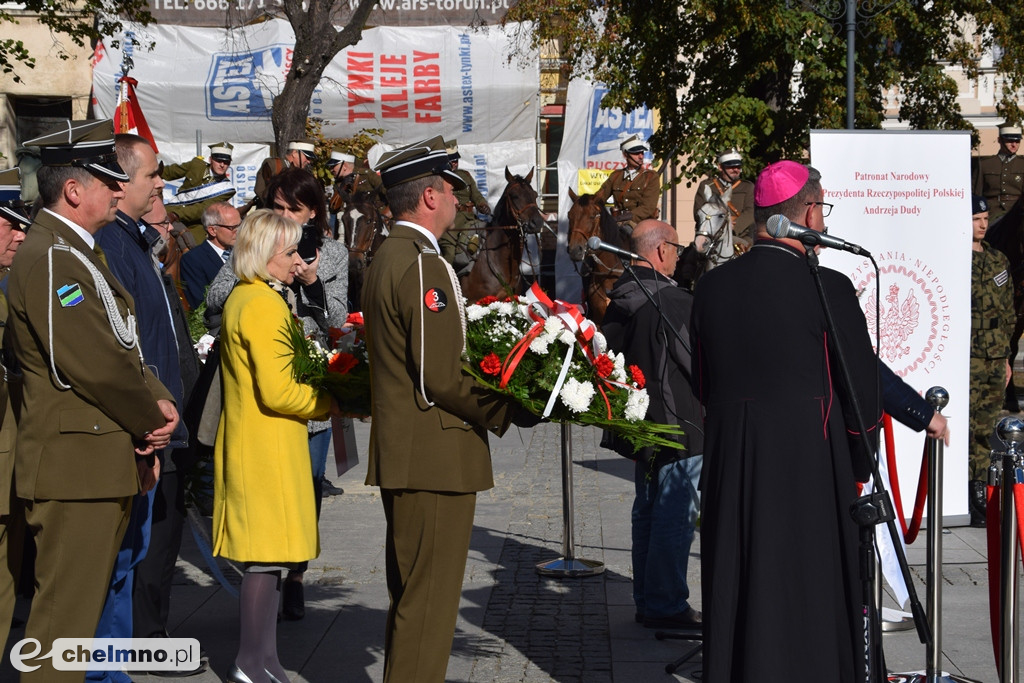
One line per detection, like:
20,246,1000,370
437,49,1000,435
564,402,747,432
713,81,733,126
594,354,614,378
328,352,359,375
629,364,646,388
327,327,346,347
480,352,502,376
476,295,499,306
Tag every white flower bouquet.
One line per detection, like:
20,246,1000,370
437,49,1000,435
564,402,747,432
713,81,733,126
464,284,684,453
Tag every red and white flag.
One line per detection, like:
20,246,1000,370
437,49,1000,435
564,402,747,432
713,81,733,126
115,75,158,153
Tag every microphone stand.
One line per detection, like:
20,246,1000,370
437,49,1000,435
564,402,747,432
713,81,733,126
801,239,931,683
619,260,692,356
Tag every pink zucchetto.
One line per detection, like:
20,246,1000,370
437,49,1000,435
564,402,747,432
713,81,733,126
754,161,810,207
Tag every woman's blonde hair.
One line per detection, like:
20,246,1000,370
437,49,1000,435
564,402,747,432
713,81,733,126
232,209,302,283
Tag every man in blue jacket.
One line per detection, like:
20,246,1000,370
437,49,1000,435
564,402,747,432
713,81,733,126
92,133,202,681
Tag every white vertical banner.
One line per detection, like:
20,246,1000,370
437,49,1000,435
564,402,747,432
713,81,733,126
810,130,972,522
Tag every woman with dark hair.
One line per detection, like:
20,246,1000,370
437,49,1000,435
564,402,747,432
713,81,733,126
206,167,348,620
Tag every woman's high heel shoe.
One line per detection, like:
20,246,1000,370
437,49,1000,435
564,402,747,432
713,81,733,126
226,664,255,683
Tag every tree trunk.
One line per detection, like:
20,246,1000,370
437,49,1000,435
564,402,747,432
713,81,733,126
271,0,379,153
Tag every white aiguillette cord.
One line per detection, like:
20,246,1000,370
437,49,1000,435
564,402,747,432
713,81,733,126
47,241,142,390
415,250,466,407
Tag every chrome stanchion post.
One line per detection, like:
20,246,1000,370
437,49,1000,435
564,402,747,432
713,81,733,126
536,422,605,577
996,417,1024,683
901,388,978,683
924,387,948,682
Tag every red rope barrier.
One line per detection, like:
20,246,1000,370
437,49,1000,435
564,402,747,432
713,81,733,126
882,413,930,544
983,479,1024,676
987,484,1001,674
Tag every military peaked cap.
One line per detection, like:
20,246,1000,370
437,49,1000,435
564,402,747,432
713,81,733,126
25,119,128,182
0,168,30,228
375,136,467,191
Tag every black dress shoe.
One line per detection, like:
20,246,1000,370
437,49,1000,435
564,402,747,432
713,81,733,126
282,580,305,620
969,480,987,528
320,477,344,497
643,607,702,629
145,661,208,678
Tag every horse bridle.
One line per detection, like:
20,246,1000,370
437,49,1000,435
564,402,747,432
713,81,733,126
568,206,625,280
503,179,544,232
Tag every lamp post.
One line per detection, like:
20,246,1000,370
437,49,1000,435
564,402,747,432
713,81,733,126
804,0,902,129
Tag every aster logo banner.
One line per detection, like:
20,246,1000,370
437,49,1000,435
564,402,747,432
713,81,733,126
810,130,972,524
92,19,538,145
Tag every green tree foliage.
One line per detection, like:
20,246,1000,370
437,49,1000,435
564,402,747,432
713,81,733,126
505,0,1024,180
0,1,155,82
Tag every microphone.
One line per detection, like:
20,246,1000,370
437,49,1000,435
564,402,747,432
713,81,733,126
765,214,871,257
586,235,647,262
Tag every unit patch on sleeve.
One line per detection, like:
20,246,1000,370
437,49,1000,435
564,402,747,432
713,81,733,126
57,283,84,307
424,287,448,312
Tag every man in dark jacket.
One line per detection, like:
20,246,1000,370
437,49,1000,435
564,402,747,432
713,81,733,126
601,218,703,630
92,133,203,681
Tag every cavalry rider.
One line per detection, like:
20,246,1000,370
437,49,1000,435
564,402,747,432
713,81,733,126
161,141,236,243
244,138,318,215
439,139,491,275
593,134,661,236
693,147,755,249
327,147,390,226
973,123,1024,224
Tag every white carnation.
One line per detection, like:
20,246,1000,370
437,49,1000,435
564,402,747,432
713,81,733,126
593,331,608,354
558,329,577,347
529,335,551,355
496,301,516,316
467,305,487,322
543,317,562,336
624,388,650,422
559,378,595,414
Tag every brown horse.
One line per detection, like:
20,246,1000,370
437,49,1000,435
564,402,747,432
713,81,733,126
461,167,547,301
566,189,623,324
337,188,389,311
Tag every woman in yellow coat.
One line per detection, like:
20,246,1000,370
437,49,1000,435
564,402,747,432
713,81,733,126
212,209,333,683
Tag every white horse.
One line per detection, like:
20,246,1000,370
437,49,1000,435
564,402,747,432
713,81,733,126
693,183,742,273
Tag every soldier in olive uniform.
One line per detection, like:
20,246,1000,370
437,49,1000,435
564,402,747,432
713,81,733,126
6,120,178,682
969,195,1015,528
363,136,526,682
693,148,756,246
0,168,29,649
438,140,490,274
327,148,390,219
593,133,661,235
973,124,1024,224
161,141,236,244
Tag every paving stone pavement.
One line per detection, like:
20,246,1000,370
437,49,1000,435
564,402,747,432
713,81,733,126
0,419,1017,682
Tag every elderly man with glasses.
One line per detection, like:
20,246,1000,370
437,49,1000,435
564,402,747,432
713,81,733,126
180,201,240,309
601,218,704,631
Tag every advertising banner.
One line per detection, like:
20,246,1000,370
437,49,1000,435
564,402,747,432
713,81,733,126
810,130,973,522
92,20,538,145
144,0,516,28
